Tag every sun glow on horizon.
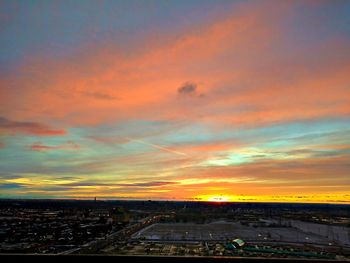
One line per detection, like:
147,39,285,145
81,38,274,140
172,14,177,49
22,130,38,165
193,193,350,204
208,196,230,203
202,195,233,203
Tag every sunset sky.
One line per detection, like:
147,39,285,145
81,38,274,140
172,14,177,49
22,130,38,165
0,0,349,203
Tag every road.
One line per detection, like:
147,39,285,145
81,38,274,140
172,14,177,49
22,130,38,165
58,215,166,255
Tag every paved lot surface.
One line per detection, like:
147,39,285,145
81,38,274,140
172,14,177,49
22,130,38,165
132,222,332,245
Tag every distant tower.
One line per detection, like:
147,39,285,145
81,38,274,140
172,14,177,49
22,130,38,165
94,197,97,202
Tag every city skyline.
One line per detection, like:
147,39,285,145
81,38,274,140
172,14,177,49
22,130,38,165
0,0,349,203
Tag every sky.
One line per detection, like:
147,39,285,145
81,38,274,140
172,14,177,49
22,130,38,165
0,0,349,203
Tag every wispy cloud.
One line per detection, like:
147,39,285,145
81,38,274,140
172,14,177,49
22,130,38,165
125,137,187,157
82,91,118,100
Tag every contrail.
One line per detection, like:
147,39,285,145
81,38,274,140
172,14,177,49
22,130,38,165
125,137,187,157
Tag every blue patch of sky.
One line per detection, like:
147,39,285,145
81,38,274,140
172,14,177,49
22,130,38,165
79,117,350,149
275,2,349,74
1,117,348,175
0,0,240,71
0,183,24,190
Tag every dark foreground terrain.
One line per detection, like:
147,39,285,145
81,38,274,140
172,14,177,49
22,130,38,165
0,199,349,261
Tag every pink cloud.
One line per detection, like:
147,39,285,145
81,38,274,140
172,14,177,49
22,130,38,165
0,117,66,136
30,141,79,151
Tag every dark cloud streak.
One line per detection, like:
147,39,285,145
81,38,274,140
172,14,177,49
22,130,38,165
30,141,79,151
82,91,118,100
177,81,205,97
64,181,177,188
0,117,66,136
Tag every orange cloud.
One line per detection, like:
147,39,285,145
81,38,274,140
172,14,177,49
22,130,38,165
1,1,331,128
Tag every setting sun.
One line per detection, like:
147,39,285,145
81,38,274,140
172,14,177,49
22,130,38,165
208,196,230,203
196,195,234,203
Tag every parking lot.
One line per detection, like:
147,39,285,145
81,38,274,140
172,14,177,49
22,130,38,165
132,221,333,245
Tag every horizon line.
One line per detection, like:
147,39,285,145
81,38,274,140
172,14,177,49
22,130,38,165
0,197,349,206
